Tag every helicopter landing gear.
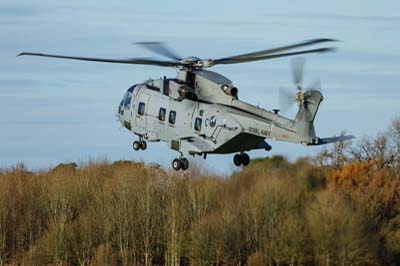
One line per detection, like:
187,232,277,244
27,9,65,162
233,154,242,166
172,155,189,171
133,139,147,151
133,141,140,151
233,152,250,167
140,140,147,150
172,159,182,170
181,158,189,170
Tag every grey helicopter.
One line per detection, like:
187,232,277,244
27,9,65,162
19,38,354,171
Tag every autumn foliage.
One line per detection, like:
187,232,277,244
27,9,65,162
0,117,399,266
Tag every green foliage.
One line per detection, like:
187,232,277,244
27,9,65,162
250,154,289,168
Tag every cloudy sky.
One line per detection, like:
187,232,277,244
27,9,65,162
1,0,399,174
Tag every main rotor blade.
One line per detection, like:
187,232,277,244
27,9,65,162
213,47,336,65
215,38,337,61
135,42,182,61
18,52,184,67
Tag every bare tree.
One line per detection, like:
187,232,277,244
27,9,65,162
134,173,163,266
316,132,352,169
0,181,9,265
163,176,190,266
104,165,141,266
306,190,377,266
239,174,307,265
270,213,310,266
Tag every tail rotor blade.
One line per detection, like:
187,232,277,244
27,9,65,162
279,87,295,113
306,79,322,93
291,57,305,87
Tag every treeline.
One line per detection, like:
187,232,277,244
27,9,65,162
0,118,399,266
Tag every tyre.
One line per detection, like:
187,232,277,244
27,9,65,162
133,141,141,151
172,158,182,170
233,154,242,166
181,158,189,170
241,153,250,166
140,140,147,150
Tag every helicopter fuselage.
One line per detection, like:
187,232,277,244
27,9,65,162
117,70,322,157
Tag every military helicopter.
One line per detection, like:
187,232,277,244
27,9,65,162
19,38,354,171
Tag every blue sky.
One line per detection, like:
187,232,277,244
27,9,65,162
1,0,399,174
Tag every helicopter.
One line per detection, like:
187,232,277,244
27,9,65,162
19,38,354,171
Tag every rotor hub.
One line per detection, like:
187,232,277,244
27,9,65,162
182,56,201,63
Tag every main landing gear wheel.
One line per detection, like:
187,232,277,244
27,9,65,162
233,153,250,167
172,157,189,171
181,158,189,170
140,140,147,150
241,153,250,166
172,158,182,171
133,141,141,151
233,154,242,166
133,140,147,151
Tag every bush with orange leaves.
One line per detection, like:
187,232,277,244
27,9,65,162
320,117,400,264
327,160,399,221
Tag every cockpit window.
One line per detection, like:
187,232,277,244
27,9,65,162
124,92,132,109
127,84,137,93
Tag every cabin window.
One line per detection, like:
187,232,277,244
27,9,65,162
169,111,176,124
138,102,145,116
159,108,166,121
195,117,202,131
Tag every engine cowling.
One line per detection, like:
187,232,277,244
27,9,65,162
169,80,197,100
221,85,238,98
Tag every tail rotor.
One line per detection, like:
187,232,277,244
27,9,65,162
279,57,322,113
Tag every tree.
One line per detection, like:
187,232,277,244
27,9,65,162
239,173,308,266
189,213,228,266
163,176,190,266
270,213,310,266
134,171,164,266
306,190,377,266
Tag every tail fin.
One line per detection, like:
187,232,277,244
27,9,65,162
294,90,323,144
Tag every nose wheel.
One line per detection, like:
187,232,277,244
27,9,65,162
172,157,189,171
133,140,147,151
233,152,250,167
